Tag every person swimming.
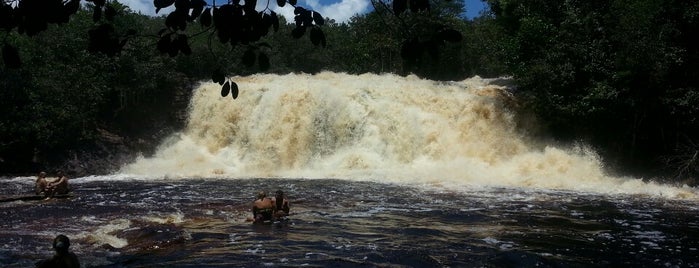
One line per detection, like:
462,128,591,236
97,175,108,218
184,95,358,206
35,234,80,268
273,190,290,220
251,191,275,224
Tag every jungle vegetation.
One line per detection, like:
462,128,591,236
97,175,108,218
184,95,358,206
1,0,697,183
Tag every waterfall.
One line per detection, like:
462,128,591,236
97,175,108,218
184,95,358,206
120,72,695,198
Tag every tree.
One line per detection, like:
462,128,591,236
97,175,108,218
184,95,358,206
486,0,699,181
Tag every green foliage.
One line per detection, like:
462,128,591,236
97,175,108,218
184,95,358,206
487,0,699,179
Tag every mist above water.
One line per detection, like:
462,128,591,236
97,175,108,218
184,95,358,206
120,72,695,198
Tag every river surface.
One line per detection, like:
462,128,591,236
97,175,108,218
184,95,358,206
1,176,698,267
3,73,699,267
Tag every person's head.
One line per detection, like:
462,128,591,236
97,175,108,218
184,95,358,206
53,235,70,253
38,171,47,178
275,190,284,199
56,170,64,177
257,191,266,199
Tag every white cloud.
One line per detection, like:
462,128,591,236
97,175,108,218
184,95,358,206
118,0,174,16
263,0,372,24
304,0,371,23
117,0,370,23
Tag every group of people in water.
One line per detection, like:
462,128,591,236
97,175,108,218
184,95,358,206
250,190,291,224
30,171,291,266
34,171,71,198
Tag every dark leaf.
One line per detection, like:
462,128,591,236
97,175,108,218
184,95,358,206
310,27,325,47
312,11,324,26
166,10,187,31
258,53,270,71
189,0,206,21
94,0,106,7
393,0,407,15
200,8,212,27
242,49,256,67
231,81,239,99
221,81,230,97
289,0,297,6
2,44,21,68
256,13,272,37
212,69,225,85
244,0,257,12
276,0,285,8
174,0,190,10
154,0,176,10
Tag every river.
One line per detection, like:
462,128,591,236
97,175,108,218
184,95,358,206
2,73,698,267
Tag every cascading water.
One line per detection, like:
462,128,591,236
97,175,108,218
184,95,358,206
121,72,694,198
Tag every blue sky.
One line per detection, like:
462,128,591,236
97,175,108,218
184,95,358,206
120,0,488,23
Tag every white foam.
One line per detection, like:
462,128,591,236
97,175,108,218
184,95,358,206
113,72,696,199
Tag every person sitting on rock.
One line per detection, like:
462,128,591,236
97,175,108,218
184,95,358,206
35,171,49,196
46,171,71,198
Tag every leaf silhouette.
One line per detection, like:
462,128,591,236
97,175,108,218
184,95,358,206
221,81,230,97
166,10,187,31
276,0,285,8
212,69,225,85
312,11,324,26
231,81,239,99
154,0,176,10
189,0,206,21
310,27,325,47
200,8,212,27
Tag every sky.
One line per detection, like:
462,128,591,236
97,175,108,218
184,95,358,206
119,0,489,23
